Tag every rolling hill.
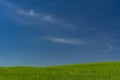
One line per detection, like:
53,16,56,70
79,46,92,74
0,62,120,80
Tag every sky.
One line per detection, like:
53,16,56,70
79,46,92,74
0,0,120,66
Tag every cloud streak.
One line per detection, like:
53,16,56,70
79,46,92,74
44,37,86,45
18,9,55,23
0,0,77,32
103,42,113,53
18,10,37,17
43,15,55,23
0,0,20,12
17,9,56,26
0,0,14,8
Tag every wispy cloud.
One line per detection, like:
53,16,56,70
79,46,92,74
18,10,37,17
18,9,55,23
44,37,86,45
0,0,20,13
0,0,15,8
17,9,56,25
0,0,78,32
103,42,113,53
0,0,54,22
43,15,55,23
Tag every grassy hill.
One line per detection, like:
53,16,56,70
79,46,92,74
0,62,120,80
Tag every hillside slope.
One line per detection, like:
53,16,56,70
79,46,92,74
0,62,120,80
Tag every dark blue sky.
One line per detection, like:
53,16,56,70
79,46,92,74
0,0,120,66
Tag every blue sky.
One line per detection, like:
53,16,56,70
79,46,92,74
0,0,120,66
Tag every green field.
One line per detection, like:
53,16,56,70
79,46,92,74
0,62,120,80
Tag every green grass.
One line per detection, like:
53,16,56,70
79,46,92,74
0,62,120,80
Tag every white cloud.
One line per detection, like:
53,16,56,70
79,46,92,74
44,37,86,45
43,15,55,23
18,10,37,17
18,10,55,22
0,0,78,32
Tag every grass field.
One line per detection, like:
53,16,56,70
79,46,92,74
0,62,120,80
